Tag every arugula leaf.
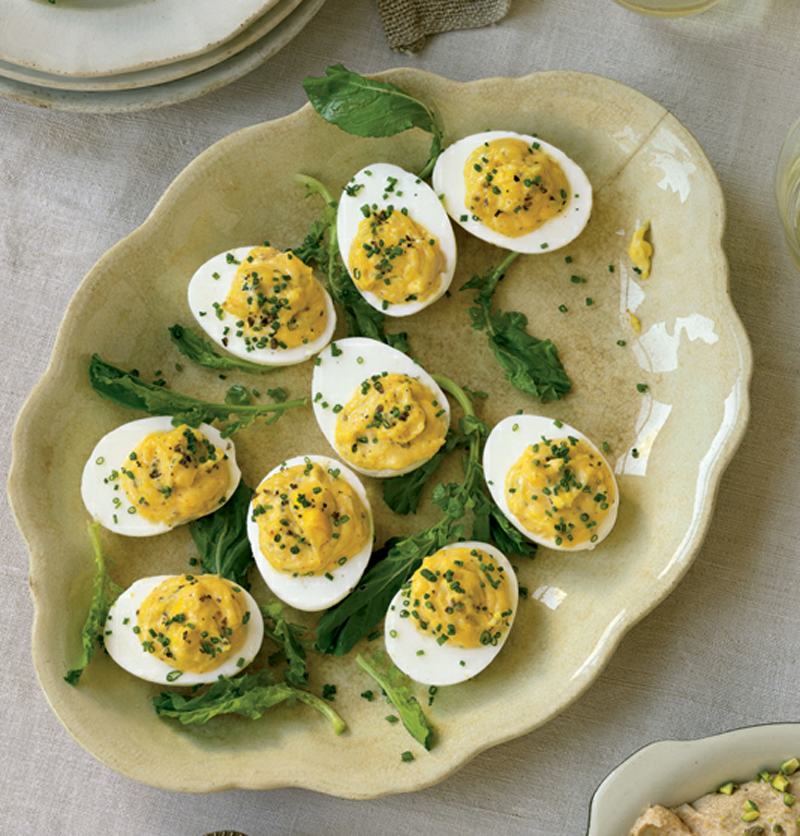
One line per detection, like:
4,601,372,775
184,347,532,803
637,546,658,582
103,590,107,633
356,652,433,750
293,174,408,352
381,427,465,516
65,521,123,686
315,516,461,657
380,378,491,517
470,490,537,561
302,64,443,178
270,620,309,689
188,480,255,589
461,252,571,401
168,324,278,375
89,354,307,437
153,670,288,724
152,669,346,733
260,601,310,688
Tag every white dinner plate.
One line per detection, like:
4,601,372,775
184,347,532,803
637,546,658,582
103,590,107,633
0,0,282,78
0,0,325,111
0,0,303,92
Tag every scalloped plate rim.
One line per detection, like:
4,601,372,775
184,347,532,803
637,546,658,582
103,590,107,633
8,68,752,797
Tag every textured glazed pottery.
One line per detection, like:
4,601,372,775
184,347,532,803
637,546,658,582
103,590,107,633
0,0,282,77
588,723,800,835
9,69,751,797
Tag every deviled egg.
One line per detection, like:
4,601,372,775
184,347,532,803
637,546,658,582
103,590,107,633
81,416,240,537
337,163,456,317
311,337,450,478
247,454,373,612
432,130,592,253
483,414,618,551
104,573,264,685
188,245,336,366
385,541,518,686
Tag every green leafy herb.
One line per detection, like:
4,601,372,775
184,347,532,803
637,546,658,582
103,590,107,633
292,174,408,352
65,521,123,686
356,652,433,750
152,669,346,733
188,480,255,589
260,601,310,688
168,324,278,375
316,513,455,657
461,252,571,400
89,354,307,437
315,375,535,657
470,487,536,558
381,427,466,516
302,64,443,178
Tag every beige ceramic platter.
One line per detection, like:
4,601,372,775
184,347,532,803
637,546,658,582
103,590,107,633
9,69,751,798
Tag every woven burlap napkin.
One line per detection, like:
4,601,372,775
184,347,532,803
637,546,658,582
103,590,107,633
376,0,512,53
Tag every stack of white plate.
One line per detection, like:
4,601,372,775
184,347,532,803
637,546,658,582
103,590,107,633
0,0,326,112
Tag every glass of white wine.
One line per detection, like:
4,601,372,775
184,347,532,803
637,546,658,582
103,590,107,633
776,116,800,271
609,0,721,16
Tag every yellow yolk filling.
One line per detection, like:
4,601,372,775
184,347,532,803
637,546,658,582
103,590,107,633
505,436,615,547
405,547,514,649
120,424,231,526
348,208,445,305
629,220,652,279
464,137,570,238
222,246,328,351
334,372,447,472
252,461,370,576
136,574,249,674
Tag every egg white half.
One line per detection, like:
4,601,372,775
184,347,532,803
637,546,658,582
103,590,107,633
432,130,592,253
81,416,241,537
311,336,451,478
246,454,374,612
483,414,619,551
104,575,264,686
384,541,519,686
337,163,457,317
187,246,336,366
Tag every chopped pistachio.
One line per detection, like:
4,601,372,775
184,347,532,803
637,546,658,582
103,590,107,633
773,774,790,792
781,758,800,776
